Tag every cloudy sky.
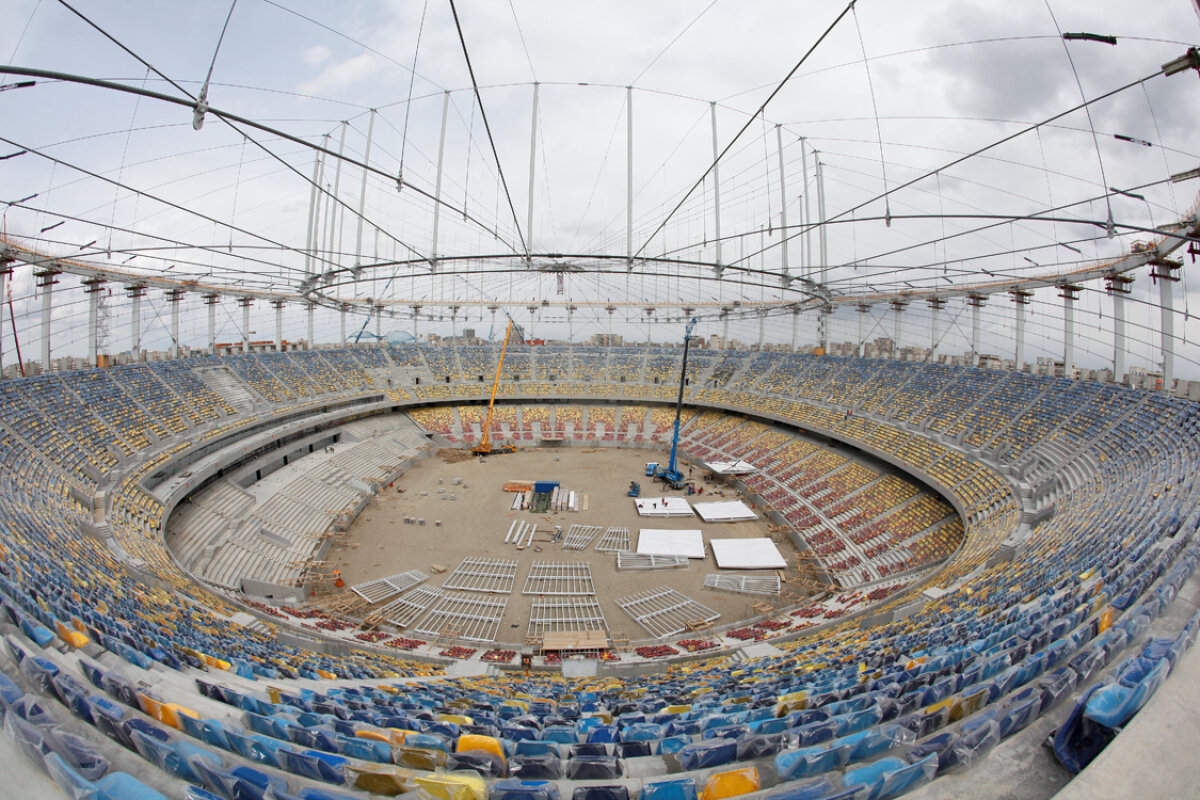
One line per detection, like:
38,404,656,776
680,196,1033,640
0,0,1198,374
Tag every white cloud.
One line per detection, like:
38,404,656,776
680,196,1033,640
302,44,331,67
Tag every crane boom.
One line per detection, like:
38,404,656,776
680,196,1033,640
656,317,696,488
474,318,518,456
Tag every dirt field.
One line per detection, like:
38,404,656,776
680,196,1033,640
330,446,809,644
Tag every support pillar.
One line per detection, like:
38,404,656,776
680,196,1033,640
354,108,376,266
626,86,634,269
272,299,285,352
720,308,730,349
375,304,384,342
126,285,146,361
815,153,827,272
411,305,421,343
800,138,811,280
165,289,184,359
757,307,765,350
567,304,577,343
1058,284,1082,377
791,307,799,353
326,122,347,269
927,297,945,363
819,306,831,354
307,302,315,349
1010,288,1032,371
431,92,450,268
890,299,906,357
83,277,104,367
1106,274,1133,383
36,268,60,371
710,102,723,267
340,304,348,345
1152,258,1182,390
202,293,218,355
238,297,252,353
857,302,870,358
0,258,12,375
776,124,789,277
526,82,539,265
968,294,985,366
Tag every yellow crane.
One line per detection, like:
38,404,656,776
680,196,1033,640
473,318,519,457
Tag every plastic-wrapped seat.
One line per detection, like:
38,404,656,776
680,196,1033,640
343,763,418,796
677,738,737,771
446,748,507,777
942,718,1001,772
188,755,289,800
764,776,866,800
414,771,486,800
700,766,760,800
1036,667,1079,715
276,747,348,784
1084,657,1169,728
571,786,630,800
565,753,623,779
903,731,959,774
130,728,221,783
490,779,562,800
775,741,852,781
510,752,564,779
45,751,170,800
616,740,652,758
641,777,698,800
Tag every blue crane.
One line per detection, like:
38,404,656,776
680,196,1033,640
653,317,697,489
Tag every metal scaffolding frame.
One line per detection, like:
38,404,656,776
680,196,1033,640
528,597,608,635
378,586,442,628
562,524,604,550
350,569,429,604
522,561,596,595
415,590,508,642
615,552,689,571
594,527,632,553
617,586,720,639
442,558,518,593
703,573,782,596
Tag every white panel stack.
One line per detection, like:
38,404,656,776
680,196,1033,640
637,529,706,559
634,497,693,517
693,500,758,522
710,538,787,569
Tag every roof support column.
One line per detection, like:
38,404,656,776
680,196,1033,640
239,297,252,353
968,293,984,367
202,293,218,355
166,288,184,359
36,268,60,371
1010,289,1032,370
1153,259,1182,390
526,82,539,266
272,299,284,352
431,92,450,269
711,102,723,269
84,277,105,366
1106,274,1132,383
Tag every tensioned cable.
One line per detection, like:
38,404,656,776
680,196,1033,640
1046,0,1115,237
852,2,891,226
397,0,431,187
629,0,720,86
507,0,537,80
736,68,1167,273
50,0,439,266
634,0,858,261
447,0,528,256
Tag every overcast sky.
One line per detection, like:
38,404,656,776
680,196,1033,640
0,0,1198,374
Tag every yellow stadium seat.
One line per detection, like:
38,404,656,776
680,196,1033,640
345,763,418,796
701,767,760,800
438,713,474,726
55,620,89,649
456,734,505,761
951,687,988,722
416,773,486,800
394,746,447,771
